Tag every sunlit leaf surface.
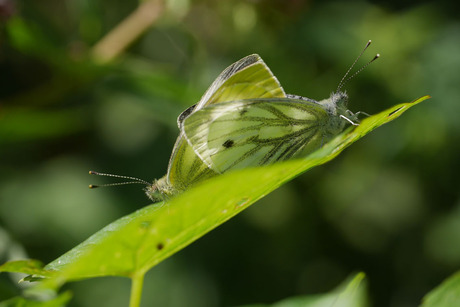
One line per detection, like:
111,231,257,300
34,96,428,287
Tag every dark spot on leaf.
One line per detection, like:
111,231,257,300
388,107,403,117
223,139,234,148
239,109,248,116
157,243,164,250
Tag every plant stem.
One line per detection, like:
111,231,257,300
91,0,164,64
129,273,145,307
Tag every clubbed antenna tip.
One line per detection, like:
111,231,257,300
88,170,150,188
336,40,380,92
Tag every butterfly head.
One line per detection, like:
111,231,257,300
325,41,379,131
320,91,358,135
145,176,174,202
321,91,349,115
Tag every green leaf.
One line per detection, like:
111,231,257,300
0,292,72,307
238,272,367,307
0,260,51,278
31,96,429,288
421,271,460,307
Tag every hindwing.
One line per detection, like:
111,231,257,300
182,98,330,173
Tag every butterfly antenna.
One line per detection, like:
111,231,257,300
336,40,379,92
88,171,150,189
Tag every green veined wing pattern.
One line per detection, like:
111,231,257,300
147,54,287,201
182,98,336,174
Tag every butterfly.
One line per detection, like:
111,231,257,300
145,53,288,201
91,41,378,202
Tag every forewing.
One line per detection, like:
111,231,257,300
183,98,329,173
195,54,286,110
178,54,285,128
176,104,196,129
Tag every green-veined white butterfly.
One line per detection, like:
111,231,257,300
145,53,287,201
91,53,287,200
90,41,378,202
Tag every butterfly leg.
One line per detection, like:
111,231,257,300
351,110,370,118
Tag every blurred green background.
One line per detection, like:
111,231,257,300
0,0,459,306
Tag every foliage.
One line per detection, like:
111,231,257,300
238,273,368,307
421,271,460,307
1,97,428,305
1,0,459,306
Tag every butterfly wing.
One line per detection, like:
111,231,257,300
176,54,286,129
162,55,287,197
166,134,217,191
195,54,286,108
182,98,331,173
